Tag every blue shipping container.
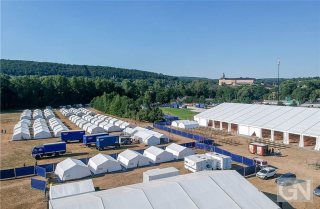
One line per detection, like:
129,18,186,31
61,130,85,142
83,133,109,145
96,135,120,150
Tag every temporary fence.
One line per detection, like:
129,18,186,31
31,178,47,192
154,123,214,145
35,166,46,178
0,134,255,180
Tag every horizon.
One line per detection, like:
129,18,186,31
1,1,320,78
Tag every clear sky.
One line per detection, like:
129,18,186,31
1,1,320,79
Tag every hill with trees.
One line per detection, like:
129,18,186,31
0,59,175,80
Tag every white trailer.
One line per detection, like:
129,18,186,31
205,152,232,170
184,154,217,173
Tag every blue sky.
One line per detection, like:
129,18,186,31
1,1,319,79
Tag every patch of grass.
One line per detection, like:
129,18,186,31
160,107,197,120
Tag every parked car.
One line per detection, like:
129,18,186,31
314,185,320,197
275,173,297,186
256,167,277,179
253,157,268,168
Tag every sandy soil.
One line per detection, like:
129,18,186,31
1,110,319,209
0,110,190,169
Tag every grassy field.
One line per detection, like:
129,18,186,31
160,107,197,120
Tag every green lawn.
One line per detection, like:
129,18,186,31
160,107,198,120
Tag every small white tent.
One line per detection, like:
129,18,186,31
165,143,195,160
88,154,122,174
143,146,174,164
55,158,91,181
133,131,160,146
103,124,121,132
87,125,105,134
117,149,150,169
34,128,51,139
49,179,95,200
12,128,31,140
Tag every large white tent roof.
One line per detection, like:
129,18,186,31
49,170,279,209
49,179,95,200
195,103,320,137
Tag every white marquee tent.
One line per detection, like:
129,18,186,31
194,103,320,150
143,146,174,164
117,149,150,169
49,170,280,209
49,179,95,200
88,154,122,174
165,143,195,160
55,158,91,181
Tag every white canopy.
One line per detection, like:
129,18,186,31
49,179,95,200
165,143,195,160
143,146,174,164
88,154,122,174
55,158,91,181
117,149,150,169
133,131,160,146
49,170,279,209
103,124,121,132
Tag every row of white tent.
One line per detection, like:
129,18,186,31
44,109,55,119
33,118,52,139
20,109,32,120
171,120,200,129
69,115,105,134
55,143,194,181
123,126,168,146
60,108,73,117
48,118,69,137
12,119,31,140
33,109,44,120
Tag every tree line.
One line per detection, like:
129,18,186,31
91,92,163,122
1,59,173,80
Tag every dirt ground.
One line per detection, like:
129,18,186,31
0,110,192,169
1,110,320,209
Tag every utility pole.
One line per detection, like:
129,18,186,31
277,59,280,105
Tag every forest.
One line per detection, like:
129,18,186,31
1,60,320,122
1,59,173,80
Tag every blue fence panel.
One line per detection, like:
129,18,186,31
243,157,255,166
222,150,232,157
38,163,54,173
31,178,46,191
35,166,46,178
215,147,223,154
231,154,243,164
187,133,193,139
244,166,257,176
0,169,15,180
236,168,245,176
15,166,35,177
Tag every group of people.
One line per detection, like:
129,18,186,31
1,129,7,134
267,148,281,156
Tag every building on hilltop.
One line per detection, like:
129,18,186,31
219,73,255,86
